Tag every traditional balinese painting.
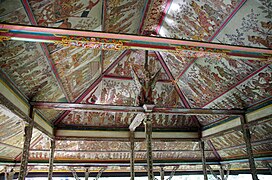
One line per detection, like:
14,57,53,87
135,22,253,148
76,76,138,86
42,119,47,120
50,46,101,101
109,50,169,80
213,0,272,48
103,50,126,71
158,0,242,40
0,0,30,25
0,41,65,102
104,0,146,33
28,0,102,30
178,55,269,108
196,115,229,126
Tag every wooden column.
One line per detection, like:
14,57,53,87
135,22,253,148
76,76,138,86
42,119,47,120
85,168,89,180
200,141,208,180
240,114,258,180
130,131,135,180
145,117,154,180
18,107,34,180
160,167,164,180
48,139,55,180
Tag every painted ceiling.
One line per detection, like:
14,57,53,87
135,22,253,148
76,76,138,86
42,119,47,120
0,0,271,174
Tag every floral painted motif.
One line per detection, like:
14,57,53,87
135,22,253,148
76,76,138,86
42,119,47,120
214,0,271,48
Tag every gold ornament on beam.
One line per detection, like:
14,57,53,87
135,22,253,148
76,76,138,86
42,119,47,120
54,35,126,50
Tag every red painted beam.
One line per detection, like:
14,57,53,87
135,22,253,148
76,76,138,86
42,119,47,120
1,24,271,55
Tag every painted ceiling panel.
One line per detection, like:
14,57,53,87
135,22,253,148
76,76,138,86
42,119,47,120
0,105,24,148
0,41,65,102
0,0,30,25
203,66,271,110
28,0,102,30
218,143,272,159
159,52,195,80
0,146,22,160
109,51,169,80
28,150,216,161
209,131,244,150
36,109,63,123
178,56,270,108
196,115,229,126
159,0,242,41
250,120,272,141
103,50,126,71
50,46,101,101
60,110,197,129
213,0,271,48
104,0,146,33
140,0,169,34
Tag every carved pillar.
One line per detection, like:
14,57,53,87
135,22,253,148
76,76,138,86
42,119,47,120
160,167,164,180
145,117,154,180
48,139,55,180
240,114,258,180
200,141,208,180
18,107,34,180
130,131,135,180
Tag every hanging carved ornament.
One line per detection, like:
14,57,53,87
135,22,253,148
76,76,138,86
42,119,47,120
54,36,125,50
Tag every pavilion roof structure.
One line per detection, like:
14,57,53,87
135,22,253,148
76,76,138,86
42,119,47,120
0,0,271,178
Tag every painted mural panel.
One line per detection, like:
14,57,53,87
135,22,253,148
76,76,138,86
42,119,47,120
0,105,24,148
109,51,169,80
50,46,101,101
141,0,169,34
28,150,215,161
159,0,242,41
210,131,244,150
0,41,65,102
105,0,145,33
55,140,130,151
218,143,272,159
160,52,195,79
0,0,30,25
203,66,272,110
178,55,268,108
103,50,125,71
196,115,229,126
28,0,102,30
213,0,272,48
250,120,272,142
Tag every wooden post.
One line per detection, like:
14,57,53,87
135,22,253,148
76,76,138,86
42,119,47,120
145,117,154,180
130,131,135,180
48,139,55,180
18,106,34,180
85,168,89,180
200,141,208,180
240,114,258,180
160,167,164,180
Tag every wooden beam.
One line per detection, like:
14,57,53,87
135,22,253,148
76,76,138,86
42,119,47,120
1,24,271,56
145,117,154,180
18,106,34,180
130,131,135,180
129,113,146,132
31,101,245,115
48,139,55,180
160,167,164,180
55,130,199,141
200,141,208,180
240,114,258,180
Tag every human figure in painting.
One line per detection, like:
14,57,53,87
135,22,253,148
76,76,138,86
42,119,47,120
131,50,161,106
